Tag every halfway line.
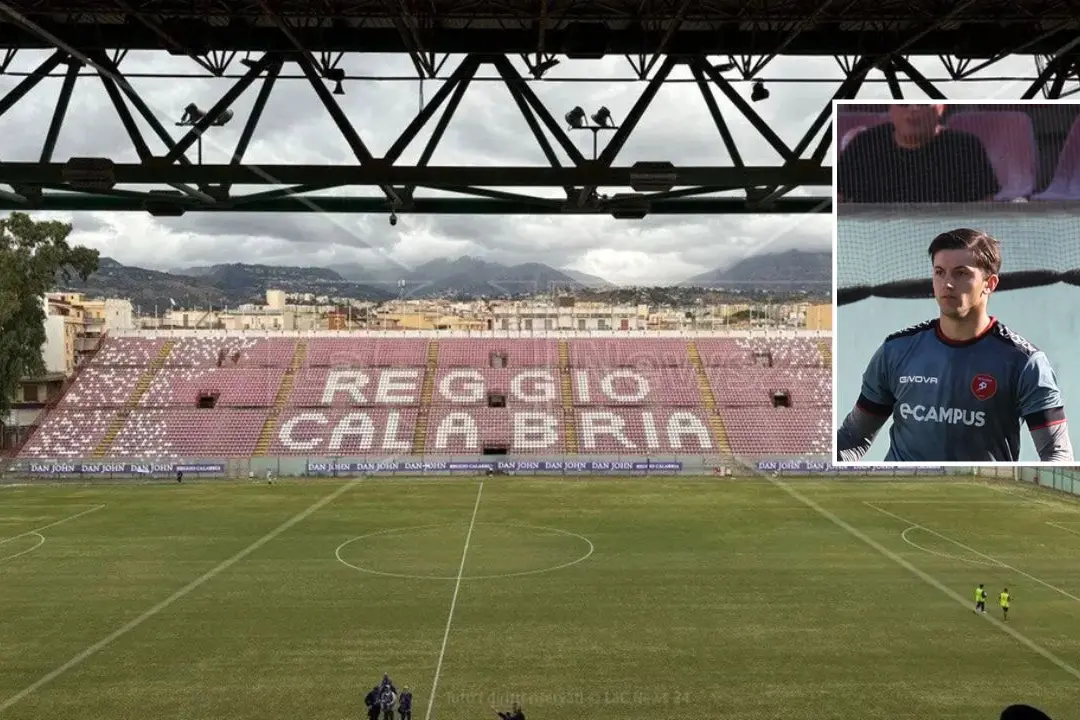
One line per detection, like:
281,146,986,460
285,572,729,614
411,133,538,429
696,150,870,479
766,477,1080,682
425,481,484,720
0,480,360,714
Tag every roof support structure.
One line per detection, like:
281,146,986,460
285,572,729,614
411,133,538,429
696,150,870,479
0,50,834,216
0,0,1076,215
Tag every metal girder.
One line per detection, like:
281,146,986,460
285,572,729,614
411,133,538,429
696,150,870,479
0,163,829,187
0,195,828,215
0,49,836,216
1,3,1077,218
0,23,1077,58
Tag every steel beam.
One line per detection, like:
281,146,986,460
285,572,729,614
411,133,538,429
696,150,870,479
891,56,946,99
39,58,79,163
0,24,1072,57
0,163,831,187
0,49,65,118
224,57,283,193
295,51,400,205
165,52,279,164
0,194,829,215
383,56,482,164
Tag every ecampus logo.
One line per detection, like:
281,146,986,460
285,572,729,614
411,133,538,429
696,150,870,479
898,403,985,427
898,376,939,384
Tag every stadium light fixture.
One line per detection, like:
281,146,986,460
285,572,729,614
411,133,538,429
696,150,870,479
532,58,560,78
565,106,586,129
566,105,620,159
751,80,769,102
325,67,346,95
175,103,235,164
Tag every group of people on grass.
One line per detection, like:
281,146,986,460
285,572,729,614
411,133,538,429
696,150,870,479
365,674,412,720
363,673,525,720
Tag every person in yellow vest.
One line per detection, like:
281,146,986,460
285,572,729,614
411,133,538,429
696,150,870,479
974,584,988,613
1000,588,1011,621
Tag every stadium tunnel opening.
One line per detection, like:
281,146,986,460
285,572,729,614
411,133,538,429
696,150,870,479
490,352,508,368
197,392,219,409
487,393,507,408
482,445,508,456
771,390,792,408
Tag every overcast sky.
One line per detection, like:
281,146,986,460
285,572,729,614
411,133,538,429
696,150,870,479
0,51,1044,285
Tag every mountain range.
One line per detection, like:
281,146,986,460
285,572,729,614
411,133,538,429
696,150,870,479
680,249,831,293
54,250,830,307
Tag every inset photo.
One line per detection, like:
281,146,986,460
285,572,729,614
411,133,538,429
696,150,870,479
832,101,1079,464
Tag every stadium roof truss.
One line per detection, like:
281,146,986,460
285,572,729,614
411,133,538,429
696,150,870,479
0,0,1077,216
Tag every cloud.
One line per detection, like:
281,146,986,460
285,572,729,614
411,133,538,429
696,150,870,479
0,51,1042,285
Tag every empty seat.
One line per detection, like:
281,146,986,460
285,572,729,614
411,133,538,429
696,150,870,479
948,111,1037,201
19,334,835,460
1033,114,1080,200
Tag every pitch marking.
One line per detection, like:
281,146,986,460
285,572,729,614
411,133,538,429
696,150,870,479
335,522,595,581
0,504,105,546
1047,522,1080,537
425,481,484,720
0,480,360,714
767,477,1080,682
864,499,1016,506
865,501,1080,607
0,532,45,564
899,526,1000,568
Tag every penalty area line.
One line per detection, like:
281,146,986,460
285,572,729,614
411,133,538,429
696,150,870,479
0,504,106,546
765,476,1080,683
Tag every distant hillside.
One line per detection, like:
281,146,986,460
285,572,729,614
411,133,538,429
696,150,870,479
200,256,618,297
386,256,592,298
60,258,394,308
681,249,831,294
559,268,618,289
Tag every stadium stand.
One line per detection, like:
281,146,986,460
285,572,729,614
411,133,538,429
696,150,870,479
17,332,831,461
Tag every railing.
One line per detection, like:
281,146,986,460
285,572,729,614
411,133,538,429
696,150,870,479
1015,466,1080,496
6,453,1078,495
0,454,1055,483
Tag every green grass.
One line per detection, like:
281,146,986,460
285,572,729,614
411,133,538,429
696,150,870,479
1,476,1080,720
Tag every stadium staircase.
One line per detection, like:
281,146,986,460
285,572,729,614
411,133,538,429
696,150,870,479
817,339,832,367
410,341,440,455
558,340,579,453
687,341,732,455
253,340,308,455
92,339,175,458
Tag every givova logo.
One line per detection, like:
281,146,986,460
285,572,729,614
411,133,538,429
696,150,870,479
898,403,986,427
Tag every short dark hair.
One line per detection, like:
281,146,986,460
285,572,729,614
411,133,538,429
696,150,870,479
927,228,1001,277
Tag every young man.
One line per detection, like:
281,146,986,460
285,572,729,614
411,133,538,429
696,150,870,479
836,228,1072,462
1000,588,1011,621
974,583,987,614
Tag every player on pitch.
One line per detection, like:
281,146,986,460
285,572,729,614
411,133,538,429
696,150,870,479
836,228,1073,462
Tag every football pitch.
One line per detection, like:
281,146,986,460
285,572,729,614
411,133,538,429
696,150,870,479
2,476,1079,720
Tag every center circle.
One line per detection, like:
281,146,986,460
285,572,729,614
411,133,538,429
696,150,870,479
334,522,594,580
